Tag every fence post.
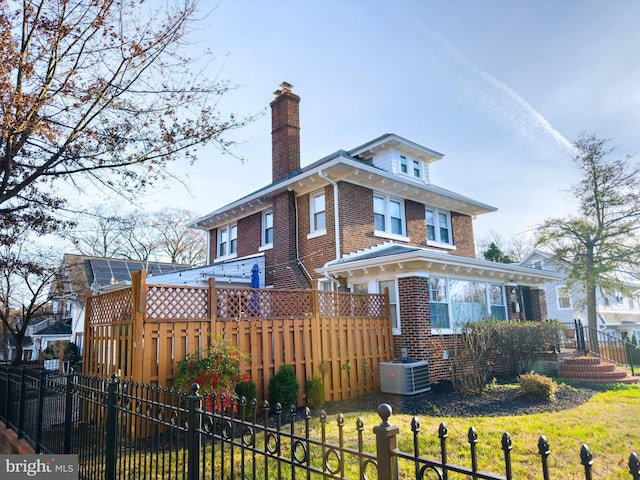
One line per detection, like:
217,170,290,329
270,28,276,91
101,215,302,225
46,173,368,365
373,404,399,480
35,369,47,453
580,444,594,480
17,366,26,438
538,435,551,480
625,341,636,376
629,452,640,480
1,365,7,422
187,384,202,480
63,373,75,454
105,374,119,480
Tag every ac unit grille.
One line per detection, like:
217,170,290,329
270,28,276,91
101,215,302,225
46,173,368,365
379,360,430,395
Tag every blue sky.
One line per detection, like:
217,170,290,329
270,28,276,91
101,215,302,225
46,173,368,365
139,0,640,246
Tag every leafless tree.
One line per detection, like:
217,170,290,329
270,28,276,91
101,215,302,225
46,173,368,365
0,0,253,239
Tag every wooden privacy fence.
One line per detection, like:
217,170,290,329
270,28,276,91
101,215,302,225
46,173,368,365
83,271,393,404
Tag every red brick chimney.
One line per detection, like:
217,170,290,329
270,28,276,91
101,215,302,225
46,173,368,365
271,82,300,182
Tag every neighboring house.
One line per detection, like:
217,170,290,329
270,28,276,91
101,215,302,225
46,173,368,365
50,254,194,352
189,83,562,379
520,249,640,341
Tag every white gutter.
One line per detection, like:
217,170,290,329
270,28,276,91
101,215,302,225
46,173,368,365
318,170,341,260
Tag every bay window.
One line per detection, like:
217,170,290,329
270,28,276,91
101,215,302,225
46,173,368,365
429,277,507,330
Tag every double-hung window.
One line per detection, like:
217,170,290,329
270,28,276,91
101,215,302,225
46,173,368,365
262,210,273,247
398,155,422,179
217,223,237,259
378,279,399,333
557,286,572,309
374,194,405,237
399,155,408,174
429,277,450,329
309,191,326,236
426,208,452,245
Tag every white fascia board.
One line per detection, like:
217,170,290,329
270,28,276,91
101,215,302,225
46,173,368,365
188,151,496,230
318,248,564,285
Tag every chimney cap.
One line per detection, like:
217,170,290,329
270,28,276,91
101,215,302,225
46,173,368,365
273,81,295,96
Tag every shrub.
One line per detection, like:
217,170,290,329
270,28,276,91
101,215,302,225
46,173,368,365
268,364,299,408
235,378,258,404
235,378,258,418
304,376,324,408
519,372,557,401
172,336,250,406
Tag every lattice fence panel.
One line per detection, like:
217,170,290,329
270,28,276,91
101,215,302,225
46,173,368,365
146,285,208,320
87,287,133,326
216,288,313,319
317,291,387,318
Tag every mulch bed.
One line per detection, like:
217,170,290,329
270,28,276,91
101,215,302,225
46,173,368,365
319,380,602,418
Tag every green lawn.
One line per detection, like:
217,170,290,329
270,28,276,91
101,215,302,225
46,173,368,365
321,383,640,479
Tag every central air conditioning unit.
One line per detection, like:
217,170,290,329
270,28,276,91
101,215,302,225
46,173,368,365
379,360,430,395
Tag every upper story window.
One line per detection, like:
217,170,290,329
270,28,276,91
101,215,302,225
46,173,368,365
532,260,544,270
374,194,405,237
426,208,452,245
262,210,273,247
557,286,572,309
398,155,422,180
217,223,237,259
309,191,326,237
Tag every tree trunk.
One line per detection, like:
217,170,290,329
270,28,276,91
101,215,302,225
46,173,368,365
585,245,599,354
11,337,23,366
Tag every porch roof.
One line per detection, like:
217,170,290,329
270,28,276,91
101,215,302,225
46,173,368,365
317,243,563,287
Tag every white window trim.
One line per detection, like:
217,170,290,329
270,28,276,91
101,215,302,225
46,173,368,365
309,190,327,237
556,285,572,310
374,193,406,238
426,207,453,246
216,223,238,261
378,278,401,335
261,210,273,249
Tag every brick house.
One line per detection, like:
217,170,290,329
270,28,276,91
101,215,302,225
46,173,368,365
189,82,562,381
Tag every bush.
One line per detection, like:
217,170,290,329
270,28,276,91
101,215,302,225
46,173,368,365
519,372,557,401
172,336,249,401
268,364,299,408
235,378,258,405
304,376,324,409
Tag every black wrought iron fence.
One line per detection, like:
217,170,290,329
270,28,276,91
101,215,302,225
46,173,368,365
1,365,639,480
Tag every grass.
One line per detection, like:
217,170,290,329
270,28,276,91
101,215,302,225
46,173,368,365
109,382,640,479
323,382,640,480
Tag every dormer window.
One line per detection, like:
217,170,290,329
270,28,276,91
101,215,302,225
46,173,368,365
413,159,421,178
398,154,422,180
400,156,408,174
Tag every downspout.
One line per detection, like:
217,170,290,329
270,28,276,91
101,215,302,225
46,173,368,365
318,170,341,260
291,189,313,284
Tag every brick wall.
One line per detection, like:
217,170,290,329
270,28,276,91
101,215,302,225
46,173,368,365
338,182,376,254
530,288,548,320
450,212,476,258
271,191,310,289
237,212,261,258
395,277,431,360
298,186,336,279
405,199,427,246
208,229,217,263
